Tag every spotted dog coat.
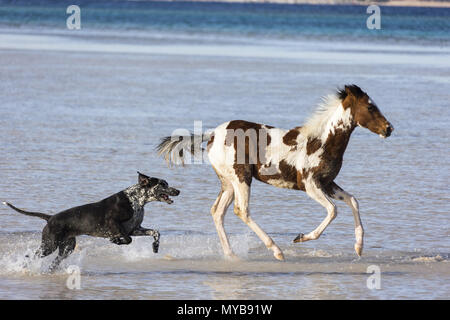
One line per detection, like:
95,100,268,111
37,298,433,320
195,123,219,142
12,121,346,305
122,184,153,234
157,85,393,260
3,172,180,272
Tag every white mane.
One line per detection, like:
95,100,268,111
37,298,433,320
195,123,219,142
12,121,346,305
300,94,344,139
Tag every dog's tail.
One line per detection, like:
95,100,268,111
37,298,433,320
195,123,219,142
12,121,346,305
2,202,51,221
156,131,214,166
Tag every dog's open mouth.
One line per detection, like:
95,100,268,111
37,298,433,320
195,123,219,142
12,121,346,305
160,194,173,204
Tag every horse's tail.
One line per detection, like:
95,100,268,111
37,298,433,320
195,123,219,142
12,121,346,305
2,202,51,221
156,131,214,166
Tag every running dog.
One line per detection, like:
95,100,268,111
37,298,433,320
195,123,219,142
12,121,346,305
3,172,180,272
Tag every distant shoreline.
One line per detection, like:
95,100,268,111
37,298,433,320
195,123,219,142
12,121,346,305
163,0,450,8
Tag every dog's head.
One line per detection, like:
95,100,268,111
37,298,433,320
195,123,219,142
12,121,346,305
137,172,180,204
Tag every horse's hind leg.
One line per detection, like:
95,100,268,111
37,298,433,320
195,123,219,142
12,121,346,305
232,178,284,261
294,180,337,243
326,182,364,256
210,172,236,259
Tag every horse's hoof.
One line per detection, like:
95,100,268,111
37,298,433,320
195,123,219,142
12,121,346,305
293,233,305,243
354,243,363,257
274,251,285,261
224,253,240,261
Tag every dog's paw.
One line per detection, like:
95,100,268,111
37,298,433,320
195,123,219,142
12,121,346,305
152,241,159,253
110,236,132,245
110,237,121,245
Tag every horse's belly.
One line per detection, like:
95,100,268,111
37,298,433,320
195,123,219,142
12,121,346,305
253,163,304,190
262,178,297,189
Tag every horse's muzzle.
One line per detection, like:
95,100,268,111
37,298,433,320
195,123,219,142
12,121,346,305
384,123,394,137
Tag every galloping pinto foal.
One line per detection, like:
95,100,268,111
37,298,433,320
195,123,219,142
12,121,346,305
158,85,393,261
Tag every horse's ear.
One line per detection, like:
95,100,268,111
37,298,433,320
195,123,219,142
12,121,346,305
344,85,353,96
344,84,364,99
337,87,347,100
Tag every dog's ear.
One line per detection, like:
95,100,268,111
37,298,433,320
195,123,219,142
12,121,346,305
137,171,151,185
138,172,159,187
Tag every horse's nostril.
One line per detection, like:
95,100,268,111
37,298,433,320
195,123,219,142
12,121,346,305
386,123,393,135
385,125,393,137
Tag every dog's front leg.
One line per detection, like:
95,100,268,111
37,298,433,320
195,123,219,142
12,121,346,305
130,227,160,253
110,236,132,245
108,221,132,245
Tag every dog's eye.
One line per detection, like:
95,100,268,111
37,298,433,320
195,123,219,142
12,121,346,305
367,104,375,111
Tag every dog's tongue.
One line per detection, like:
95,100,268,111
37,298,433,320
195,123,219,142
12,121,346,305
162,194,173,204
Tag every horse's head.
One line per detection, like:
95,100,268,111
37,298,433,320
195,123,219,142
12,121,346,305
340,85,394,138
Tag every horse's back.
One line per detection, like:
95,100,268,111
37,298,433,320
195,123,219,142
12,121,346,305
207,120,306,190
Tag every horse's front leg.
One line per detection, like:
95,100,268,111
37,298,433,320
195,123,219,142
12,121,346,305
130,227,160,253
293,180,337,243
327,182,364,256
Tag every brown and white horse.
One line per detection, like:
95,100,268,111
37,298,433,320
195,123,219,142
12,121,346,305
157,85,393,261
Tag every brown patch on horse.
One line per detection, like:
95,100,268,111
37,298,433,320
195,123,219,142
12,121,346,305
225,120,272,147
324,182,344,199
309,126,354,186
265,130,272,146
206,134,215,152
233,163,253,186
306,137,322,155
225,120,272,186
282,128,301,146
253,160,304,191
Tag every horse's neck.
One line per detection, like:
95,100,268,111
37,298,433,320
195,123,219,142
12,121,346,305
320,124,355,159
301,104,355,160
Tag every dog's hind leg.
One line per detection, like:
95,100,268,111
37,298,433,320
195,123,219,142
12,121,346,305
48,238,76,273
23,226,58,269
130,227,160,253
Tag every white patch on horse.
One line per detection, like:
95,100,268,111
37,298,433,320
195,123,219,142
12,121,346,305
260,128,292,175
267,179,295,189
208,122,233,168
300,95,353,142
319,103,352,143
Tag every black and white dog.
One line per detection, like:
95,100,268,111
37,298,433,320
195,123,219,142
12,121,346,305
3,172,180,272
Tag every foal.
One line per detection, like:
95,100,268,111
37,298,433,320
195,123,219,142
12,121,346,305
157,85,393,260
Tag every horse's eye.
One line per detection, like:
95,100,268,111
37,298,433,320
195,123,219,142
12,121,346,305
367,104,375,111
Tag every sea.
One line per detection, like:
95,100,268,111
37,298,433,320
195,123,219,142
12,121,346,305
0,0,449,299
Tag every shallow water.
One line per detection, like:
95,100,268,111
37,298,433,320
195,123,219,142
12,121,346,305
0,2,449,300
